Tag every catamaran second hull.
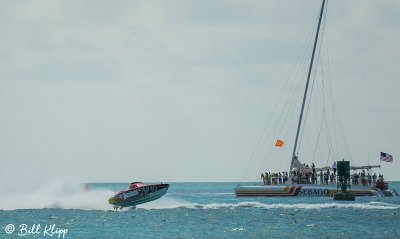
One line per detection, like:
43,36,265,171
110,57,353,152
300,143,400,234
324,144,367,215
234,185,398,197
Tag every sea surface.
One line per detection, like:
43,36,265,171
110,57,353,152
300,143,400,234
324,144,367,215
1,182,400,238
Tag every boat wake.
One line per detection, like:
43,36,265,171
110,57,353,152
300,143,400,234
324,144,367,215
137,196,194,210
0,179,114,211
137,199,400,210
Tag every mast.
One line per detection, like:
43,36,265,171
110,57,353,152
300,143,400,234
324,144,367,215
290,0,326,172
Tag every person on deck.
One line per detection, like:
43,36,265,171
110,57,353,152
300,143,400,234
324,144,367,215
332,162,337,174
319,170,323,184
372,173,377,185
361,171,366,186
324,172,329,184
379,174,384,182
355,173,359,185
314,172,318,184
268,172,272,185
282,172,288,184
330,173,334,184
294,172,299,184
311,172,315,184
367,173,372,186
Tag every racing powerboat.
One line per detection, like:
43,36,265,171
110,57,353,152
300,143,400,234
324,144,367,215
108,182,170,210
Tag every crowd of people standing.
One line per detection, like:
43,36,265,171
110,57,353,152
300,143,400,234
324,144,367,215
261,165,385,186
351,171,384,186
261,170,338,185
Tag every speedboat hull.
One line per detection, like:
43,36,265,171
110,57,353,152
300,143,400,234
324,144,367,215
109,183,170,208
234,184,398,197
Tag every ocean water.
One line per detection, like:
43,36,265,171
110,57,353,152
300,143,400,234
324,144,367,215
1,181,400,238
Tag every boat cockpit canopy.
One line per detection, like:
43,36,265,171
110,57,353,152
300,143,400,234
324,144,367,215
128,182,147,190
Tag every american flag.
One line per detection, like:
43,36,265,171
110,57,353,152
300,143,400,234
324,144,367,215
380,152,393,163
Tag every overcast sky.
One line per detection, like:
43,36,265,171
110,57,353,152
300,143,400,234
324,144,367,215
0,0,399,183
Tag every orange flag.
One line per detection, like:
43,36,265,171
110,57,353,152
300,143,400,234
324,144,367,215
275,139,284,147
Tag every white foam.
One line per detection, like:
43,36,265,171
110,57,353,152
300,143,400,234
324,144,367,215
136,196,194,210
0,179,114,211
138,200,400,210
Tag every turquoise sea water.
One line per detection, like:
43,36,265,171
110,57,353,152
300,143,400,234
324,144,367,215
1,182,400,238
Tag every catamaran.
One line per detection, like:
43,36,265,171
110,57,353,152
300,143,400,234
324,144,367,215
234,0,398,198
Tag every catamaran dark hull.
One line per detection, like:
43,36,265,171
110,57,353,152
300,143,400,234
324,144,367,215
109,184,169,208
234,184,399,197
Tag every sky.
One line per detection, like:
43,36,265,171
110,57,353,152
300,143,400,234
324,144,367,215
0,0,399,183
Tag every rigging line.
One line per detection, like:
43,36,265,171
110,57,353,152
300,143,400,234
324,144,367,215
320,29,336,165
272,40,314,139
326,96,336,162
297,49,324,155
291,0,327,170
323,66,339,161
296,3,328,156
311,66,329,165
319,0,336,162
311,109,325,163
318,43,334,163
243,3,325,178
322,69,334,164
330,69,340,159
273,78,303,145
325,92,335,162
305,84,322,164
278,142,286,170
259,57,309,167
274,17,320,151
321,20,342,161
285,47,318,158
288,17,320,156
331,100,340,160
337,108,353,160
240,24,317,179
316,82,327,164
313,68,328,165
260,72,305,166
262,16,317,134
240,73,296,180
282,91,304,153
296,22,325,156
321,3,352,162
240,63,305,179
258,13,320,170
330,89,350,160
331,97,352,160
325,57,352,162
